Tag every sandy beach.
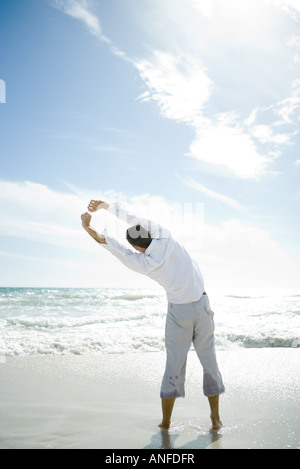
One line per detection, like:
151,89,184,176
0,349,299,449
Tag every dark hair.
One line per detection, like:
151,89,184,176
126,224,152,249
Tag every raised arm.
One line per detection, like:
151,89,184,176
88,199,140,225
87,200,170,239
88,200,109,212
81,212,107,245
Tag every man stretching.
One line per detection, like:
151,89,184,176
81,200,225,430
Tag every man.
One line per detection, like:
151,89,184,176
81,200,225,430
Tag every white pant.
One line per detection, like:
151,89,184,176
160,294,225,398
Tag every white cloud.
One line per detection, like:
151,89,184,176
134,45,300,179
135,51,213,124
0,180,88,250
178,176,244,210
251,124,295,144
273,97,300,126
242,83,300,153
53,0,300,181
1,179,300,288
287,34,300,62
132,44,300,180
274,0,300,15
187,0,214,18
131,2,300,180
287,34,300,47
0,180,202,251
200,218,300,289
134,52,274,179
187,117,271,179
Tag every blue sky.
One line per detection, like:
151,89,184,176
0,0,300,289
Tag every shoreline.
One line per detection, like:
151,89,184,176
0,349,299,449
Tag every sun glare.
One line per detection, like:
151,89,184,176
209,0,275,43
217,0,271,19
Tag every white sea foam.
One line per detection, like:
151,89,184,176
0,287,299,356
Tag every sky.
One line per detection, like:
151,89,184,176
0,0,300,290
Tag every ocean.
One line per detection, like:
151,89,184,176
0,287,300,357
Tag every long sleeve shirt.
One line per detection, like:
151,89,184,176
102,203,205,304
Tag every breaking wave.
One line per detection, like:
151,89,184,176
1,287,299,356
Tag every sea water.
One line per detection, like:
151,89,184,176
0,287,299,356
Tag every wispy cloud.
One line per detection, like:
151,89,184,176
90,144,128,154
54,0,109,42
53,0,127,59
272,81,300,126
274,0,300,17
178,175,244,210
53,0,300,181
250,124,296,145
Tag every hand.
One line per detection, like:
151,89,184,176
81,212,92,228
88,200,109,212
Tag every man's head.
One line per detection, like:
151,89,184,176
126,224,152,252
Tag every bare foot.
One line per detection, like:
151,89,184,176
210,415,223,431
159,398,175,431
159,421,171,430
208,395,222,430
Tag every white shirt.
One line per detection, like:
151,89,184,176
102,203,205,304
